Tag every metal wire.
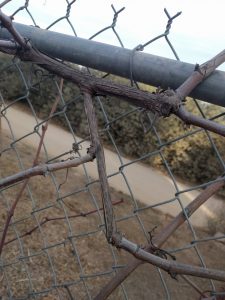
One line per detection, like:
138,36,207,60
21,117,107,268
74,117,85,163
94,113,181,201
0,1,225,300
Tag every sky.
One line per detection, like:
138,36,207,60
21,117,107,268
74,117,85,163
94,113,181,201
3,0,225,70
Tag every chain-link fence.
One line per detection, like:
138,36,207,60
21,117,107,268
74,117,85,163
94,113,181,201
0,1,225,299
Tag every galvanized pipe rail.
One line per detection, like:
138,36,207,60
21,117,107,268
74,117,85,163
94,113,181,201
0,22,225,107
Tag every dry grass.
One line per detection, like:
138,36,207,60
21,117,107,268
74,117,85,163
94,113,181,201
0,132,225,300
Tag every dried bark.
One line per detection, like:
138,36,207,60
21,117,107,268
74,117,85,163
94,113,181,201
0,8,225,299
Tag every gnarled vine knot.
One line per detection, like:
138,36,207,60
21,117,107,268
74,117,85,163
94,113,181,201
157,89,181,117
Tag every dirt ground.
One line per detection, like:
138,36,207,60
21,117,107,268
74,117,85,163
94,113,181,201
0,133,225,300
2,104,224,229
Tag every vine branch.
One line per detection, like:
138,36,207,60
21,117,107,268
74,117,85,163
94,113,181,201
0,76,64,255
82,88,116,241
0,8,225,298
4,199,123,246
0,9,225,135
112,233,225,282
0,152,95,189
95,178,225,299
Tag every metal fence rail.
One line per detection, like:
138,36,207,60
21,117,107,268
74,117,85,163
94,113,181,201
0,21,225,106
0,2,225,300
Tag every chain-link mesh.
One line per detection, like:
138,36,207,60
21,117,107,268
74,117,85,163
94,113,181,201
0,2,225,299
